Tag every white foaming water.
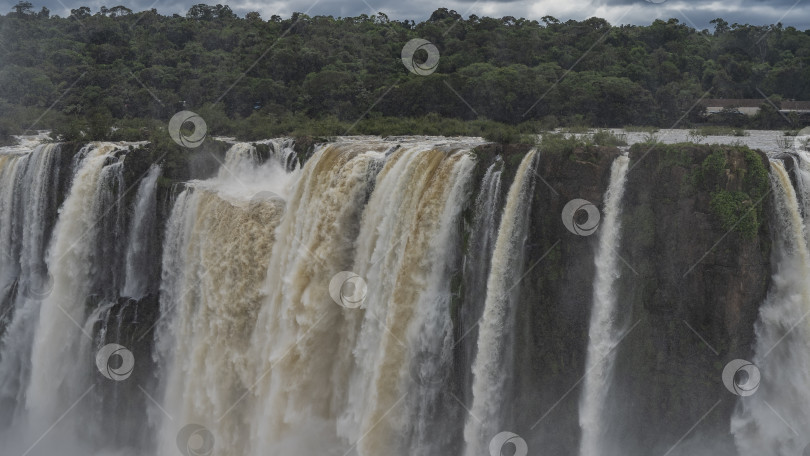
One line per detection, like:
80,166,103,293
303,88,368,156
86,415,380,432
257,138,298,170
155,143,293,456
392,147,474,455
460,161,503,405
155,139,480,456
244,142,475,456
121,164,161,299
731,159,810,455
153,141,474,456
0,144,62,427
578,154,630,456
464,149,538,456
25,143,125,437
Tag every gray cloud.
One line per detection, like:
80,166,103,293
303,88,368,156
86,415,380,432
4,0,809,29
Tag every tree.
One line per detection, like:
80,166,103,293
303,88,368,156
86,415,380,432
109,5,132,17
541,15,560,26
11,1,33,17
711,18,729,35
187,4,214,20
212,4,236,19
428,8,461,22
71,6,91,19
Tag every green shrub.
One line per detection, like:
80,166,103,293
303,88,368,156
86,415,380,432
709,190,759,238
700,149,727,187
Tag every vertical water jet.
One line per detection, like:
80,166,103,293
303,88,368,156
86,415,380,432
578,154,630,456
464,149,538,456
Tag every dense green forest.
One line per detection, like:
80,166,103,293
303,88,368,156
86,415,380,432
0,2,809,142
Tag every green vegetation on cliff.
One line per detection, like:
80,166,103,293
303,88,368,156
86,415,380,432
704,147,769,238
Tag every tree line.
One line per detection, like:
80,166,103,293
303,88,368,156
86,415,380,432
0,2,808,142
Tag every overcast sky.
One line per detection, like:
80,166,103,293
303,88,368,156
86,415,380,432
7,0,810,30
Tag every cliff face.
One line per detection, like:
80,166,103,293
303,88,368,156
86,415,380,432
501,143,625,455
612,145,770,455
485,142,771,455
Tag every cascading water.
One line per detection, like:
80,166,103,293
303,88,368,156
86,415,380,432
4,133,806,456
578,154,630,456
730,158,810,455
122,164,161,300
463,149,538,456
26,143,127,437
459,160,503,405
0,143,63,429
155,140,481,456
155,143,292,456
261,138,299,171
248,142,477,456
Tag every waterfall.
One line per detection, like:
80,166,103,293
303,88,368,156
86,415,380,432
578,154,630,456
7,134,803,456
731,159,810,456
122,164,161,299
153,141,480,456
0,143,62,428
790,151,810,221
155,143,293,456
464,149,538,456
459,160,503,404
263,138,299,171
244,142,475,456
395,147,474,455
219,142,260,178
26,143,126,437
